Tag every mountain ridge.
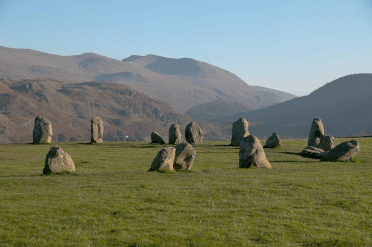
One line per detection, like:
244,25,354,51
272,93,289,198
0,46,296,113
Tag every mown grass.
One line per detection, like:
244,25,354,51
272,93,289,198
0,138,371,246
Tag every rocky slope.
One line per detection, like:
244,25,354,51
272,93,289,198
0,78,230,143
0,46,295,113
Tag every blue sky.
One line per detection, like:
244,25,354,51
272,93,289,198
0,0,371,95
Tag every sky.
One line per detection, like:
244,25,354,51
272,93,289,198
0,0,371,96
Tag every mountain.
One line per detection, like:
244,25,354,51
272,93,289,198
0,78,230,143
250,86,297,109
184,99,252,122
0,46,295,113
214,74,372,139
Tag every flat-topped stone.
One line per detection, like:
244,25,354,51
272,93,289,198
91,117,104,143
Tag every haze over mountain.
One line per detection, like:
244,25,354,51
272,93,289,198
184,99,252,122
214,74,372,139
0,46,296,113
0,78,230,144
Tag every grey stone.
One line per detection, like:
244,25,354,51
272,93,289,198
33,116,53,144
174,142,196,170
149,146,176,171
230,117,249,146
318,135,335,151
307,118,325,147
265,132,281,148
239,135,271,168
169,124,181,144
300,146,328,159
151,131,165,144
321,140,360,162
185,121,203,144
43,146,75,174
91,117,104,143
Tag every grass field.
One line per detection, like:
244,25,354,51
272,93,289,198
0,138,371,246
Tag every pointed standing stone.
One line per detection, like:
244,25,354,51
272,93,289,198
149,146,176,171
239,135,271,168
91,117,104,143
265,132,281,148
33,116,53,144
185,121,203,144
151,131,165,144
230,118,249,146
318,135,335,151
169,124,181,144
307,118,324,147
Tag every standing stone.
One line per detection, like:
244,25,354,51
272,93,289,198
169,124,181,144
43,146,75,174
185,121,203,144
307,118,325,147
265,132,281,148
33,116,53,144
91,117,104,143
174,142,196,170
151,131,165,144
318,135,335,151
321,140,360,162
149,146,176,171
239,135,271,168
230,118,249,146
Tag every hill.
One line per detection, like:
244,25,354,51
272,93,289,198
184,99,252,122
0,78,230,143
0,46,295,113
214,74,372,139
250,85,298,109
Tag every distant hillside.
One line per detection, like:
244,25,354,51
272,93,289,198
215,74,372,139
0,78,230,143
250,86,297,108
184,99,252,122
0,46,294,113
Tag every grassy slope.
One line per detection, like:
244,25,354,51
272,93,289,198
0,138,371,246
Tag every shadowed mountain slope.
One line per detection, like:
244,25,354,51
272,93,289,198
213,74,372,139
184,99,252,122
0,78,230,143
0,46,295,113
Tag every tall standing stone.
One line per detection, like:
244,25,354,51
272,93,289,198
91,117,104,143
318,135,335,151
230,118,249,146
174,142,196,170
185,121,203,144
169,124,181,144
307,118,324,147
265,132,281,148
151,131,165,144
239,135,271,168
43,146,75,174
33,116,53,144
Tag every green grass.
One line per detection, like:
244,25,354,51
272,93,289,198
0,138,371,246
